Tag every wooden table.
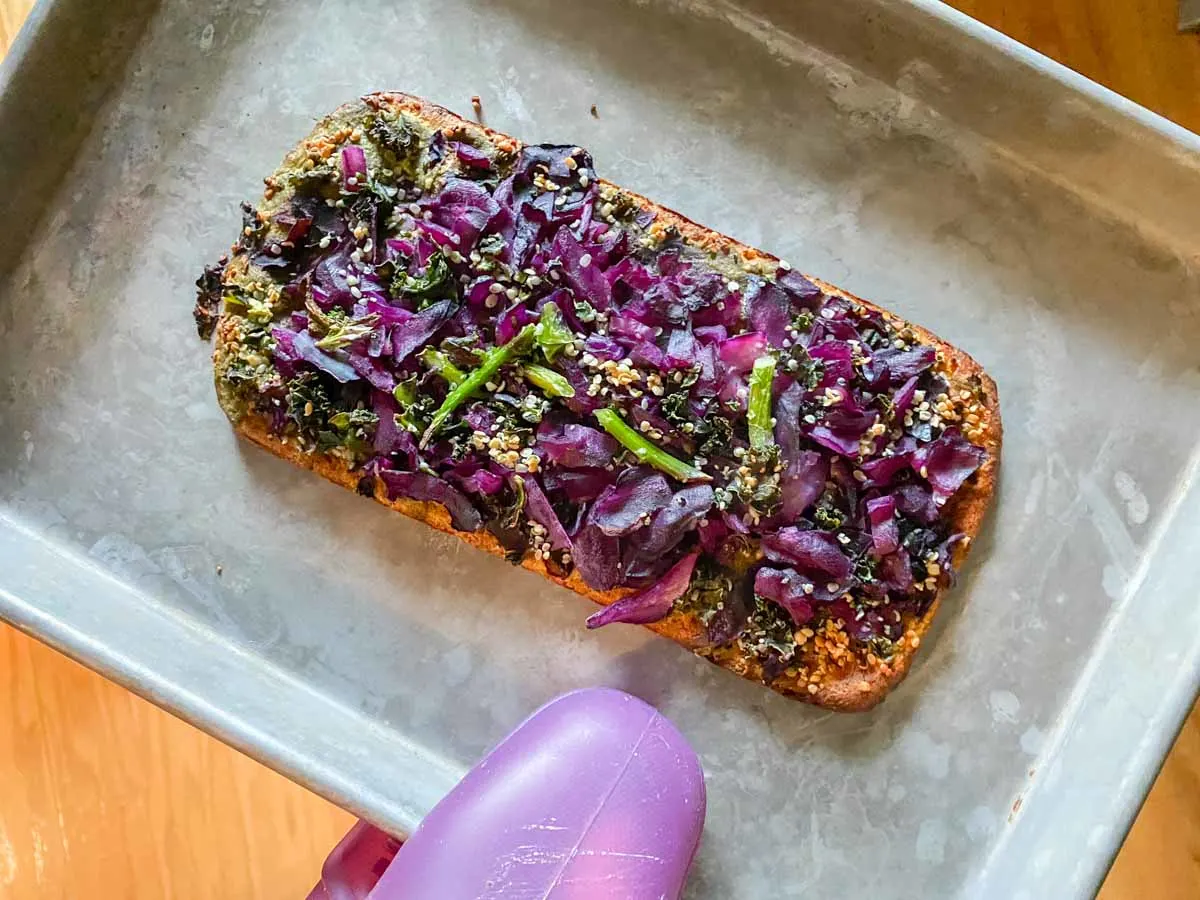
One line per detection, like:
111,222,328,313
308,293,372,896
2,1,1198,897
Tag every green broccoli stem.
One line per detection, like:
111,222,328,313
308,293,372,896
522,364,575,398
747,355,777,452
594,407,712,484
420,347,467,386
420,325,537,448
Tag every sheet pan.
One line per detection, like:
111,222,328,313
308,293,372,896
2,0,1199,896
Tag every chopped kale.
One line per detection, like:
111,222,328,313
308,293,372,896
813,500,845,531
193,258,227,340
483,477,528,563
393,375,439,434
287,372,336,434
867,635,896,661
369,115,417,158
740,597,798,663
236,202,266,252
392,250,451,305
697,414,734,458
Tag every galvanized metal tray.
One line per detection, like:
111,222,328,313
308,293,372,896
2,0,1199,896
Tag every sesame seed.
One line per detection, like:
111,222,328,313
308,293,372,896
826,583,839,593
488,282,503,294
579,253,593,268
350,286,363,299
505,287,519,301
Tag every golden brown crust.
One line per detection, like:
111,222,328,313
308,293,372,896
213,91,1002,712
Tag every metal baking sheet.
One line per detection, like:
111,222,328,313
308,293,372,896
2,0,1199,896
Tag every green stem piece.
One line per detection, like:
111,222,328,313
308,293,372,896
747,355,777,452
420,325,536,448
523,364,576,398
594,407,712,484
420,347,467,386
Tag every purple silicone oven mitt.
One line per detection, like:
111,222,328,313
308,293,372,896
309,688,706,900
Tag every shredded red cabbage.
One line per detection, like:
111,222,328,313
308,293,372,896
754,567,816,626
379,471,483,532
587,551,700,628
591,469,673,537
341,146,367,193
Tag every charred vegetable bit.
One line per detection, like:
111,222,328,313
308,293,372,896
193,260,228,340
594,408,711,484
202,109,990,669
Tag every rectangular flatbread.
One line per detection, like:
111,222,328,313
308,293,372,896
196,92,1001,711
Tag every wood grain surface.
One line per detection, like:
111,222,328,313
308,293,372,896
1,1,1198,898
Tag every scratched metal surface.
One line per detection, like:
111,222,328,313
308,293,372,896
1,0,1199,897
